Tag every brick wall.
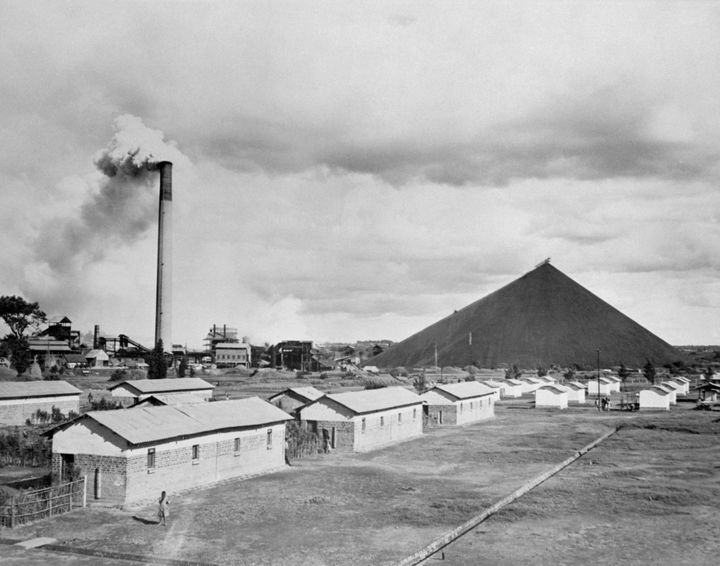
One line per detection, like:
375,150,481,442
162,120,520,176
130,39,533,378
353,405,423,452
427,404,458,425
0,398,79,425
311,420,355,452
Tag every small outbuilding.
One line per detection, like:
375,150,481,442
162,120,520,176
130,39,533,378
695,382,720,402
46,398,292,504
267,386,325,416
297,386,424,453
565,382,586,404
0,381,82,425
420,381,495,426
586,377,614,396
85,349,110,367
639,387,671,410
535,384,569,409
662,379,688,396
110,378,215,406
483,379,522,399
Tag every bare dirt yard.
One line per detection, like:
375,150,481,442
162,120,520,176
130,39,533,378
2,401,719,565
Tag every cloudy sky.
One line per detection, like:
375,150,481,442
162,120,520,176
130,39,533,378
1,1,719,349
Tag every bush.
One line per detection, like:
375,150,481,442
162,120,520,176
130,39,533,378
109,369,129,382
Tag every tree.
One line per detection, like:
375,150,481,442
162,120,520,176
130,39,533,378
178,356,188,377
146,340,168,380
618,364,630,382
563,368,576,381
505,364,522,380
537,366,548,377
412,372,427,395
642,360,656,384
0,296,46,374
0,296,46,340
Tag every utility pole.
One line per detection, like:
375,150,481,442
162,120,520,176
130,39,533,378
597,348,601,411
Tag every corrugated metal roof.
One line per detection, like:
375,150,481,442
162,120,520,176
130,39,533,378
287,386,324,401
0,380,82,399
433,381,496,400
648,386,671,396
132,393,208,407
537,384,568,394
84,397,291,445
109,377,214,394
324,386,423,415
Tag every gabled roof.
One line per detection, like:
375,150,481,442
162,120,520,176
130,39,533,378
50,398,291,445
537,384,568,394
432,381,496,400
131,393,207,407
506,379,524,386
646,386,672,396
109,377,214,395
268,386,324,403
661,381,683,390
0,380,82,399
564,382,585,391
318,386,423,415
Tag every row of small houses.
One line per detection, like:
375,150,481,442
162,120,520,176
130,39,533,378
3,376,719,509
1,379,497,506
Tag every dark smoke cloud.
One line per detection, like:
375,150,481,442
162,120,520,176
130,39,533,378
32,114,186,274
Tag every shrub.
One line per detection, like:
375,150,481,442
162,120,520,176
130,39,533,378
109,369,128,382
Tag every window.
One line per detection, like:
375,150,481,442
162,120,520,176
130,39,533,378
398,412,402,423
147,448,156,469
413,408,417,420
192,444,200,461
380,416,384,427
266,429,273,450
234,437,241,453
361,417,366,433
460,402,463,413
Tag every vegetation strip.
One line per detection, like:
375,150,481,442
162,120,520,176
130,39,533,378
395,426,620,566
36,543,219,566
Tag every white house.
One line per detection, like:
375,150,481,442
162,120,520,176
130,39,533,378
297,387,424,453
604,375,622,392
110,378,215,406
519,377,544,394
586,377,613,396
654,384,677,405
484,379,522,399
639,387,671,410
0,381,82,425
505,378,526,396
564,382,586,404
535,385,569,409
420,382,495,426
267,386,325,416
46,398,292,504
662,379,688,396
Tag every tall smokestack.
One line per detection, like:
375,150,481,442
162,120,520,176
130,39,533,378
154,161,172,352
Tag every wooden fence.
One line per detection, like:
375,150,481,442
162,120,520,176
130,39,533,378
0,477,86,528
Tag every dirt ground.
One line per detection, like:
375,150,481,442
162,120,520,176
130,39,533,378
2,402,719,565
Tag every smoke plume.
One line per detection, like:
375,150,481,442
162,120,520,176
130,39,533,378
34,115,186,275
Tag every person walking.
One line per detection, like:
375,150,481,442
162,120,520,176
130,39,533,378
158,490,170,526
